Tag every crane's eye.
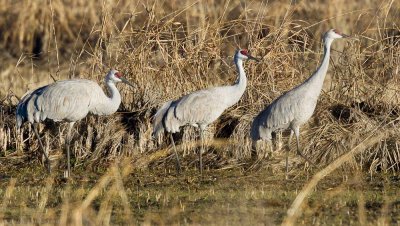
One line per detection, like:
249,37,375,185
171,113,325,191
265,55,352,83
115,72,123,78
240,49,248,56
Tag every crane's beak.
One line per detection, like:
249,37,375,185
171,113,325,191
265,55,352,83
248,55,260,62
341,33,351,38
120,77,135,88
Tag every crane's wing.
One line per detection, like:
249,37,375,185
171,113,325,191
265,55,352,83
37,80,105,121
258,91,301,130
152,86,233,134
17,80,105,125
16,85,48,128
173,88,226,126
152,100,173,136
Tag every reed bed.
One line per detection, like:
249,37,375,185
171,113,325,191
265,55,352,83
0,0,399,224
0,0,398,172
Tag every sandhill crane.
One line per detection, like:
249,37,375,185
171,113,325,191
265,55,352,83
16,69,134,177
250,29,349,176
153,49,259,174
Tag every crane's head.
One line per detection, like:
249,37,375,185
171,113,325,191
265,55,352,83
324,29,350,40
106,69,135,87
235,49,260,62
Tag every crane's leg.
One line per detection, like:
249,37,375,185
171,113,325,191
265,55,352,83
286,130,294,180
251,140,258,160
199,128,205,175
64,122,75,178
169,133,182,174
293,127,315,166
32,123,51,173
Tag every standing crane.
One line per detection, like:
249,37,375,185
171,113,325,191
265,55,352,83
16,69,134,177
251,29,349,177
153,49,259,174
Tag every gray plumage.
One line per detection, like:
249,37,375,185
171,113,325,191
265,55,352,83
153,49,259,174
153,85,246,135
251,29,349,174
16,69,134,177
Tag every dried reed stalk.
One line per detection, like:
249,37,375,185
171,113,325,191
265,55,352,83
282,127,390,226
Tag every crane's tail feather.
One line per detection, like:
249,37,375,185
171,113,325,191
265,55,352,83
16,98,28,129
250,116,261,141
152,100,173,138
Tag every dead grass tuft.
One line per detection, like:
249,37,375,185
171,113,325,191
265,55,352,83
1,1,400,224
0,0,399,176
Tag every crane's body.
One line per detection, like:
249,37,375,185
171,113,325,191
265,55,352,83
16,69,134,177
251,29,349,176
154,84,247,134
250,59,327,141
153,49,259,174
17,80,121,126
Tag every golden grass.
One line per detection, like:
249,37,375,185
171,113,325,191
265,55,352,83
0,159,399,225
0,0,398,172
283,127,390,225
0,0,399,224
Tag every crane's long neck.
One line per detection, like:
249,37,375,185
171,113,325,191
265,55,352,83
305,38,333,95
102,80,122,115
231,56,247,97
217,56,248,108
222,56,247,107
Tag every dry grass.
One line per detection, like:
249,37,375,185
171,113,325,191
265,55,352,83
0,0,399,224
283,126,391,225
0,160,399,225
0,0,398,172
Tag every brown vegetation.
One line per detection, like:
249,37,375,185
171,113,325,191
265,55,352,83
0,0,399,224
1,0,399,173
